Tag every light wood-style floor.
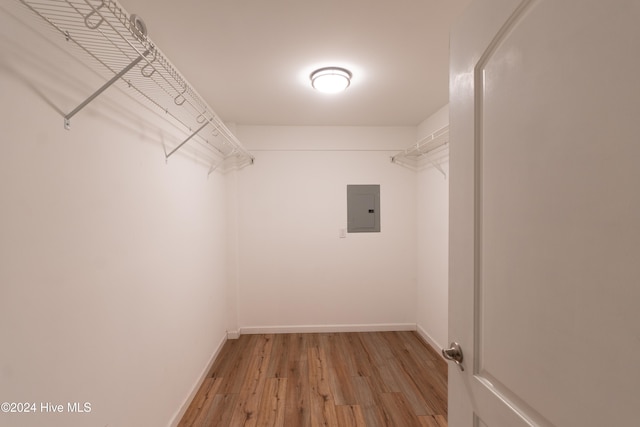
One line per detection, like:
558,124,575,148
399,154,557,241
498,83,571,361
178,331,448,427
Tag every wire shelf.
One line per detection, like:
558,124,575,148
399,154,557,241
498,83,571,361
16,0,254,170
391,125,449,175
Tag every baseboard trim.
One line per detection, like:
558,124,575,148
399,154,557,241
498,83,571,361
169,333,227,427
239,323,417,335
416,324,446,360
227,330,240,339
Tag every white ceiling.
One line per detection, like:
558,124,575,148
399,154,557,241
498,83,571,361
120,0,471,126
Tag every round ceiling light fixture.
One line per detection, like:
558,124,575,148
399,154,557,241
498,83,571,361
310,67,352,93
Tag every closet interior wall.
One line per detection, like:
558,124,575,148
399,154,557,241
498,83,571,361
415,105,450,351
0,3,235,427
233,125,420,335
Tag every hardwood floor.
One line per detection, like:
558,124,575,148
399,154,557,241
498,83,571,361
178,331,448,427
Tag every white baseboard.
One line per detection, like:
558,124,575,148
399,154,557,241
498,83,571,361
227,330,240,339
238,323,417,335
169,333,227,427
416,324,446,360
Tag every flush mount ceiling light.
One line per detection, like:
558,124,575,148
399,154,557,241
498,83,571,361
310,67,352,93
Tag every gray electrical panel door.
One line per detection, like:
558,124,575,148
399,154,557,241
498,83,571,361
347,185,380,232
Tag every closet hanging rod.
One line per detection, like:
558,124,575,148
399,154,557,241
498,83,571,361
17,0,254,167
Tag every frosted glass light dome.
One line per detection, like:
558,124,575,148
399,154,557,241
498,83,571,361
310,67,352,93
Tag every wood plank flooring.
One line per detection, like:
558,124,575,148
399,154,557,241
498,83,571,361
178,331,448,427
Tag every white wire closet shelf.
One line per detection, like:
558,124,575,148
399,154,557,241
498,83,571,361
16,0,254,171
391,125,449,176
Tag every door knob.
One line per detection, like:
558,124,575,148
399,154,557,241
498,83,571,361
442,342,464,371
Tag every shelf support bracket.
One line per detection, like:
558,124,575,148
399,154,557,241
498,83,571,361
64,52,148,129
165,121,209,159
428,157,447,179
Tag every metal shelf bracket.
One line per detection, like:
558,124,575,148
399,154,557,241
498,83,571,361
64,52,148,129
165,121,210,159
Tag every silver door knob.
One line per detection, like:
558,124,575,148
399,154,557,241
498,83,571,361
442,342,464,371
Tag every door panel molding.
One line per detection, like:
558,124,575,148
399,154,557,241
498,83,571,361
470,2,549,425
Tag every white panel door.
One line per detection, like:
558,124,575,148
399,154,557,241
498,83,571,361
448,1,640,426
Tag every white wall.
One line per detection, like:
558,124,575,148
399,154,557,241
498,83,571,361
0,7,229,427
233,126,418,333
415,105,450,351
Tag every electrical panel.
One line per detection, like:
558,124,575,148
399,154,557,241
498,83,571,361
347,185,380,233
